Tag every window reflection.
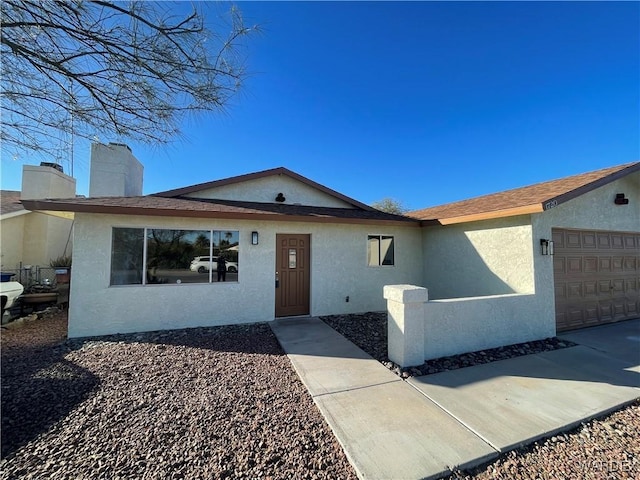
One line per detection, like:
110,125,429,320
110,228,240,285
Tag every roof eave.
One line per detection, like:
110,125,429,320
20,200,419,227
420,203,544,226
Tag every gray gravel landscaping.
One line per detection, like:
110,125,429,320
2,310,638,479
320,312,578,378
1,311,356,480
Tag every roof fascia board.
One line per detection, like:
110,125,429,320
422,204,543,226
21,200,419,227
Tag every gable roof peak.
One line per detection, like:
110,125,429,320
152,166,376,211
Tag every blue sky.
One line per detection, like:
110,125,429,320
1,1,638,211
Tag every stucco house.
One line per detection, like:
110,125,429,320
22,156,638,350
1,163,76,272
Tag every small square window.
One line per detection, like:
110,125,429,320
368,235,394,266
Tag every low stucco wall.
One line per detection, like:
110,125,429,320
385,285,555,366
423,293,554,361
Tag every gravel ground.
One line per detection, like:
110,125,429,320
2,311,638,480
1,311,357,480
321,312,577,378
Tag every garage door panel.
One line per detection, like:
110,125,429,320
597,233,612,249
583,281,598,297
584,257,598,273
553,228,639,332
612,257,624,271
612,234,625,249
623,235,637,249
567,257,583,274
568,282,582,297
553,257,567,274
579,232,594,248
599,257,612,272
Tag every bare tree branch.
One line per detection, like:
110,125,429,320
0,0,257,163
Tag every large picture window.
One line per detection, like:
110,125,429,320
111,228,240,285
367,235,394,266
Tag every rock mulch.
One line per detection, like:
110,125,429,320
1,312,357,480
320,312,576,378
320,312,640,479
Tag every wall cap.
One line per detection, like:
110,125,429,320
383,284,428,304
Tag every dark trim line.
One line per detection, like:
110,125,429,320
21,200,420,227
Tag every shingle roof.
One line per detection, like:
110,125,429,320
20,195,419,226
408,162,640,225
1,190,25,216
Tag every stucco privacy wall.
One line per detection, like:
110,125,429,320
68,213,422,337
423,293,553,361
421,216,535,299
185,175,355,208
531,170,640,332
384,286,554,366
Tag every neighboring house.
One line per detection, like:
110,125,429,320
22,153,639,342
0,164,76,272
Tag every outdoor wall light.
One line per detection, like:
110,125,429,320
614,193,629,205
251,231,259,245
540,239,554,256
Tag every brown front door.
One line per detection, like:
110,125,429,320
275,234,310,317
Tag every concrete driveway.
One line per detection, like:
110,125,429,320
271,317,640,480
559,318,640,365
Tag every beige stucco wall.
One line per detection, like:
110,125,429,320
0,214,26,269
68,213,422,337
185,175,355,208
421,216,535,299
0,165,75,270
18,212,73,267
21,164,76,200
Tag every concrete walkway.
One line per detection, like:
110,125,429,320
270,317,640,480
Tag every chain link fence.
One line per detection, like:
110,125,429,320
1,264,58,288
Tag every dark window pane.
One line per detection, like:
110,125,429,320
381,236,395,265
111,228,144,285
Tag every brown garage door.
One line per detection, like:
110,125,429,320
553,228,640,331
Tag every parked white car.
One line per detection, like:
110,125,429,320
1,280,24,318
189,256,238,274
